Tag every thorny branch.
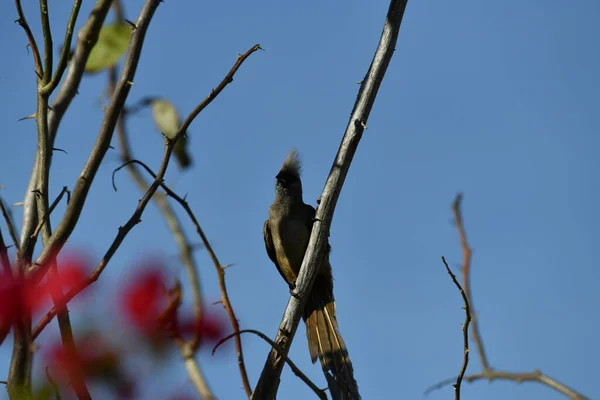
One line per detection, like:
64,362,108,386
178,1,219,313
32,46,261,400
111,158,253,397
14,0,43,77
106,2,213,391
28,0,163,281
20,0,113,255
0,199,20,254
425,194,590,400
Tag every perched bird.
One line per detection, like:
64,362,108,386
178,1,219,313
148,98,192,169
263,149,360,399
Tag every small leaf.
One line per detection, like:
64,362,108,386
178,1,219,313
84,23,132,73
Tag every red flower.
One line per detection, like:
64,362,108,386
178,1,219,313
180,312,226,345
0,252,88,344
46,334,135,398
121,266,167,335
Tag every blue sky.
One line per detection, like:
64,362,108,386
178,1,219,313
1,1,599,399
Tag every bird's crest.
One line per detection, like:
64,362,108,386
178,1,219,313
279,148,302,178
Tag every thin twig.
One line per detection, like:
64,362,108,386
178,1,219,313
30,186,69,243
19,0,113,255
112,158,253,396
31,47,262,386
252,1,408,398
41,0,83,95
0,227,11,274
214,329,327,400
0,199,20,254
451,193,489,370
38,0,53,83
28,0,163,281
14,0,43,78
441,256,471,400
424,195,591,400
426,370,590,400
109,26,212,396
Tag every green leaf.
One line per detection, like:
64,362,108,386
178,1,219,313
85,23,132,73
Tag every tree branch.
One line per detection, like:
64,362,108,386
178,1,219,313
28,0,163,281
441,256,471,400
252,1,408,398
0,198,20,255
31,45,261,357
41,0,83,95
111,158,253,397
108,11,213,392
13,0,43,78
214,329,327,400
425,194,591,400
451,193,489,370
19,0,113,255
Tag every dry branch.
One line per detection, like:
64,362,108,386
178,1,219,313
252,1,408,398
441,256,471,400
426,194,590,400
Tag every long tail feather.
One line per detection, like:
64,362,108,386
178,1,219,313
305,294,360,400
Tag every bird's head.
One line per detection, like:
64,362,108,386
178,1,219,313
275,149,303,198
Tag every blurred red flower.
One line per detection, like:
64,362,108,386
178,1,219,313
121,266,167,336
0,253,88,344
120,264,226,348
46,334,135,398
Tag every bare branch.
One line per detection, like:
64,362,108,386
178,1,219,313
214,329,327,400
451,193,489,370
13,0,43,77
38,0,53,83
109,43,213,396
112,158,253,397
425,195,591,400
0,225,11,274
253,1,408,398
441,256,471,400
28,0,163,281
31,45,262,364
0,198,20,254
19,0,113,254
41,0,83,95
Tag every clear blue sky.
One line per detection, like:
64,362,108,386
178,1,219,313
1,1,599,399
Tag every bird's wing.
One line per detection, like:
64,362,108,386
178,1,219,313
263,219,289,284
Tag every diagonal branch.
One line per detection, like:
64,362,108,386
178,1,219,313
111,158,252,397
252,1,408,398
31,45,262,354
108,14,212,392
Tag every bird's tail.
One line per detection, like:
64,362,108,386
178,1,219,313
305,292,360,400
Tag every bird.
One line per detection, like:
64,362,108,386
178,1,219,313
148,98,192,170
263,149,360,399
